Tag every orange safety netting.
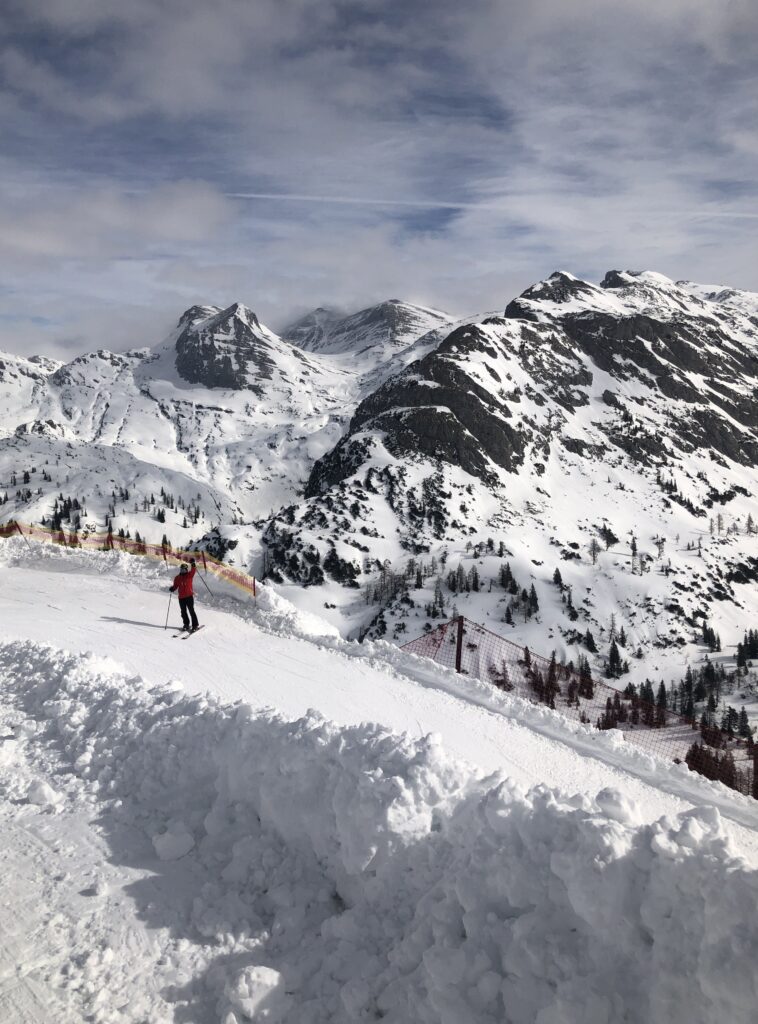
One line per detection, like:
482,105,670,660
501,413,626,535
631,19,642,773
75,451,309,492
403,616,757,800
0,520,256,599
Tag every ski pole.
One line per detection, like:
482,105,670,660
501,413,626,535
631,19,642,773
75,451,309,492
164,591,173,630
187,554,213,595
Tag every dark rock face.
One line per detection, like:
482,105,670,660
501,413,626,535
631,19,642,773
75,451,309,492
561,311,717,379
305,324,526,494
306,435,374,497
175,305,221,330
556,307,758,463
600,270,639,289
174,304,276,391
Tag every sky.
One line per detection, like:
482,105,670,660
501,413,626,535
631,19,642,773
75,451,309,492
1,0,757,359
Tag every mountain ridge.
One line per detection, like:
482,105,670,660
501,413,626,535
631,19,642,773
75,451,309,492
1,271,757,703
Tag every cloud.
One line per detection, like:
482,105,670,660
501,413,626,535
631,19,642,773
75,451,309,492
0,180,234,263
0,0,756,358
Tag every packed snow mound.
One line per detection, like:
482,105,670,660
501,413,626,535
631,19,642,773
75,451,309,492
3,638,758,1024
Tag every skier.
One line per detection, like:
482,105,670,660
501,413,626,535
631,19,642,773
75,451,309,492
170,558,200,632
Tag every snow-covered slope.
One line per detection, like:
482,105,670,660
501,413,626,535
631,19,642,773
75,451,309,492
678,278,758,320
0,351,60,440
2,542,758,1023
283,299,454,361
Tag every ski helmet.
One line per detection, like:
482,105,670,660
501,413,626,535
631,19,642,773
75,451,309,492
180,563,189,573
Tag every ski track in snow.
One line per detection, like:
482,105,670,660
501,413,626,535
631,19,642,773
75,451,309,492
2,543,758,1023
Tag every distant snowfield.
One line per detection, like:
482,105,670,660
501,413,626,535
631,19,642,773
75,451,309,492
2,541,758,1023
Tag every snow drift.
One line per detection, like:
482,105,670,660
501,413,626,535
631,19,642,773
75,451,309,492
2,638,757,1024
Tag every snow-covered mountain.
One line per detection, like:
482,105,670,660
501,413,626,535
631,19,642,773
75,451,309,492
2,272,758,698
0,300,408,549
260,270,758,694
283,298,454,360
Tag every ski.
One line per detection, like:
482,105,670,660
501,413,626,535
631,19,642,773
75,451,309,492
182,625,205,639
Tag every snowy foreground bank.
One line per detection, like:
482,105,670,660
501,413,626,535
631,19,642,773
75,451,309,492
2,636,758,1024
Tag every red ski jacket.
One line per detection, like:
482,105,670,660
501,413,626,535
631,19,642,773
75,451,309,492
171,565,196,599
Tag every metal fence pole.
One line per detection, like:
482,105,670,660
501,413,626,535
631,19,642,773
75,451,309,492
455,616,464,673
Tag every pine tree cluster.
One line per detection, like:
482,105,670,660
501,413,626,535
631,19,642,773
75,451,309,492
42,494,87,533
737,630,758,668
701,620,721,653
685,743,748,794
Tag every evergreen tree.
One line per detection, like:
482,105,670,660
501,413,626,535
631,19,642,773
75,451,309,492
738,706,751,740
545,651,560,709
578,656,594,699
655,681,667,727
606,639,622,678
589,538,601,564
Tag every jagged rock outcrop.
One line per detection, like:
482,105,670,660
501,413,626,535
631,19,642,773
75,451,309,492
174,303,284,391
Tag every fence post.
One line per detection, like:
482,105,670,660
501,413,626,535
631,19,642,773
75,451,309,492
14,521,33,551
455,615,464,673
753,747,758,802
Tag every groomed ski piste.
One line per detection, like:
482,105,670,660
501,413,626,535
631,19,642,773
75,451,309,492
2,538,758,1024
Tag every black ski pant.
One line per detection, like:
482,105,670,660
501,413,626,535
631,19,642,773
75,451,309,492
179,596,199,630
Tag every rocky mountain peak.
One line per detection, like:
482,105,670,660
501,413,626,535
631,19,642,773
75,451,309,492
285,299,454,359
174,302,277,390
504,272,600,321
176,304,222,330
281,306,344,351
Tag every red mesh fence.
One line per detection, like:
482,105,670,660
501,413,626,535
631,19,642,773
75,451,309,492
403,616,757,800
0,520,257,600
